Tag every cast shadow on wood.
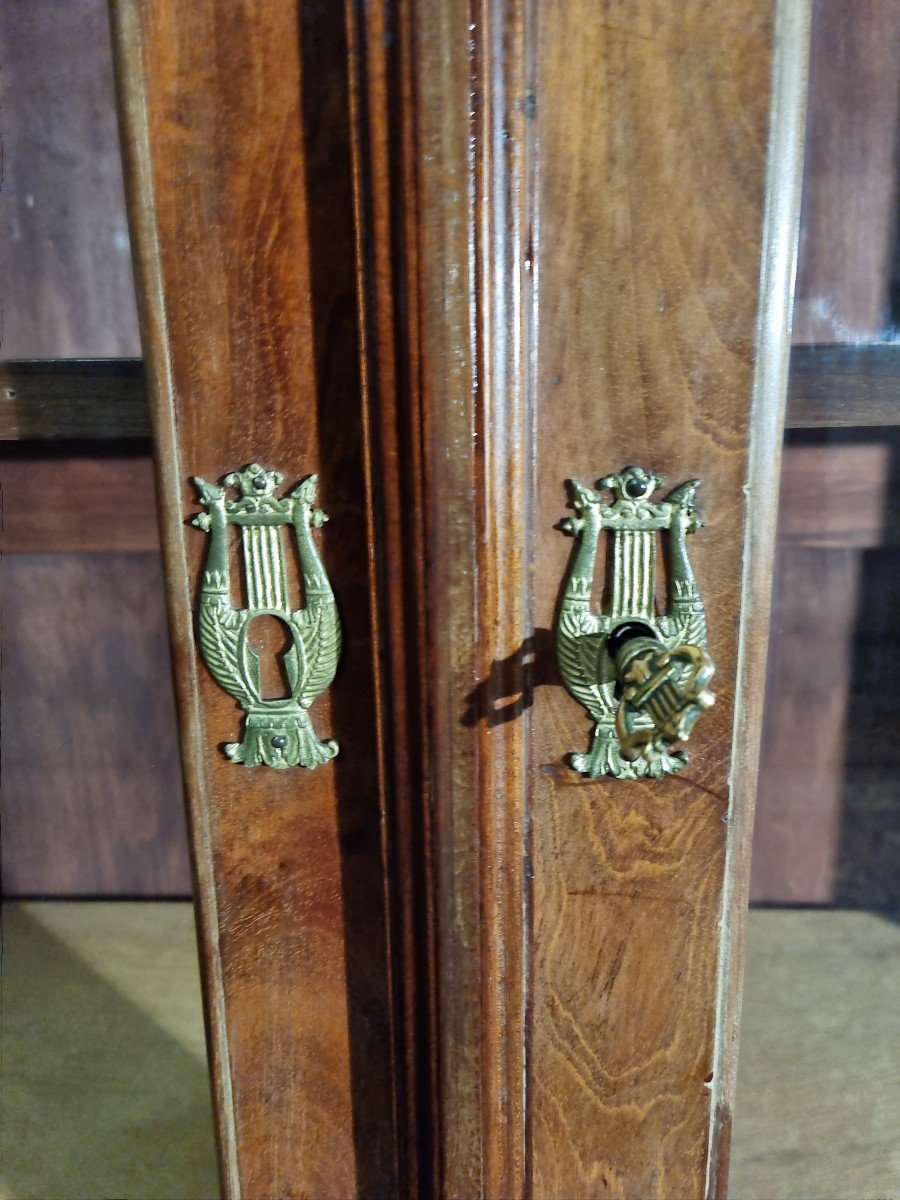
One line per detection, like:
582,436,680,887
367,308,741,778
461,507,613,731
461,627,556,728
461,510,606,730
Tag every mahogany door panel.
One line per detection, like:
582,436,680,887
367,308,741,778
528,7,793,1196
112,2,398,1196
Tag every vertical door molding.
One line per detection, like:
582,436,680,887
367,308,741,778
347,0,535,1194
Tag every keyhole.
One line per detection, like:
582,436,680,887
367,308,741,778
246,615,294,699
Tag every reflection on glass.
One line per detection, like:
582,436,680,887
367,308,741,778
733,3,900,1195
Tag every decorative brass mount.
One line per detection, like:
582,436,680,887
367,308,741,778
555,465,716,779
189,465,341,770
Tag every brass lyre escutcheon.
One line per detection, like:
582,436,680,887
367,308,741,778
555,465,716,779
189,464,341,770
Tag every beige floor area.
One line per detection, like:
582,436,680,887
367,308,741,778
1,903,897,1200
0,902,219,1199
729,909,899,1200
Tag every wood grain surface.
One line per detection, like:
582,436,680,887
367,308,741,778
347,0,536,1192
787,344,900,428
1,552,190,897
528,4,804,1197
111,0,803,1193
0,0,140,358
112,2,398,1195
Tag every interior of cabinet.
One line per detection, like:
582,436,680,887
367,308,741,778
0,0,187,896
734,9,900,1157
752,0,900,909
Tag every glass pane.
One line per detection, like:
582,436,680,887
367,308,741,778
0,0,139,358
0,6,215,1196
732,2,900,1194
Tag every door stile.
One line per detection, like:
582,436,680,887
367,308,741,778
112,0,810,1194
524,2,808,1196
112,2,401,1196
472,2,535,1190
471,0,534,1193
347,0,810,1195
111,10,239,1192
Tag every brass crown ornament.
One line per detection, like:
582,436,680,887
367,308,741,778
190,464,341,770
555,465,716,779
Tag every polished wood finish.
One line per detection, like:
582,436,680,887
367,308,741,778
1,552,190,897
0,0,881,1014
113,0,804,1193
0,0,140,358
529,7,805,1197
348,0,534,1191
0,361,149,441
345,6,439,1193
112,2,398,1195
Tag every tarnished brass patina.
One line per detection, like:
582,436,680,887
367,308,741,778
190,465,341,769
556,465,715,779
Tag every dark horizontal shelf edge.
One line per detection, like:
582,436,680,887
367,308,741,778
0,346,897,440
0,358,149,440
787,342,900,428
